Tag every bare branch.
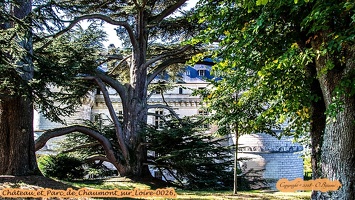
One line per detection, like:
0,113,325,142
149,0,188,25
35,125,125,173
160,92,169,106
97,54,124,67
165,167,185,187
146,89,156,101
41,14,137,50
144,45,192,69
108,54,131,75
147,57,188,84
147,104,180,120
147,112,169,124
132,0,140,8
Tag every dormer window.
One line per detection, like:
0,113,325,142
179,87,183,94
197,69,206,77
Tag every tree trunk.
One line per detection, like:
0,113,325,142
309,98,325,181
308,65,326,176
306,63,326,181
233,123,239,195
0,97,39,175
122,86,151,178
0,0,40,176
119,8,151,178
317,95,355,199
313,36,355,199
309,93,326,200
305,57,327,199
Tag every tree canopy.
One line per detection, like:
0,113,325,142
194,0,355,199
34,0,206,178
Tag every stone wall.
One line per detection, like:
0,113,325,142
237,133,304,189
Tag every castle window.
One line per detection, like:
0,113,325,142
198,110,209,129
155,110,164,128
154,170,162,179
198,110,208,116
117,110,123,121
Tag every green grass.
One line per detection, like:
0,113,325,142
174,190,311,199
62,178,311,200
64,178,150,190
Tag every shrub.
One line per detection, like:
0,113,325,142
38,153,85,180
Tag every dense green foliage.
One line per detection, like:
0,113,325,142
38,154,85,180
144,117,234,190
193,0,355,137
33,24,107,122
192,0,315,138
0,1,32,96
1,0,107,118
193,0,355,198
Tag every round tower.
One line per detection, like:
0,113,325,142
237,133,304,189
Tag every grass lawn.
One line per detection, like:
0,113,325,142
63,177,311,200
0,176,311,199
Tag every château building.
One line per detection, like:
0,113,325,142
34,60,304,189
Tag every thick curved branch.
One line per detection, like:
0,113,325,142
144,45,192,69
35,125,125,173
149,0,188,25
147,57,188,84
77,72,128,116
147,104,181,120
82,75,129,159
94,77,129,159
95,71,128,101
85,155,110,163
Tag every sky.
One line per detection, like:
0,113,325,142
102,0,199,48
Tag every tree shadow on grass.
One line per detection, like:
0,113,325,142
0,175,76,190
